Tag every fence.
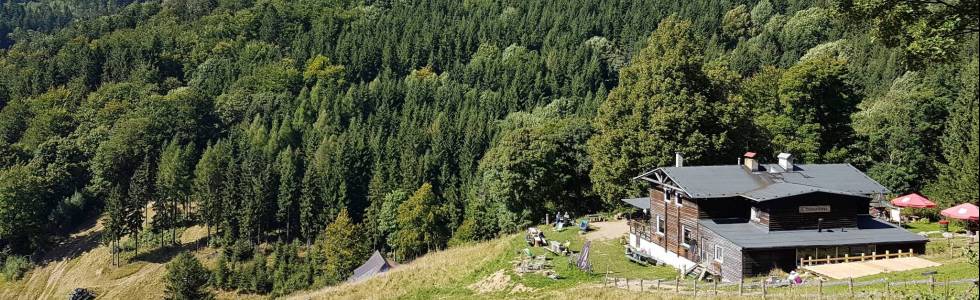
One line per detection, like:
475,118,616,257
798,248,916,266
602,274,979,298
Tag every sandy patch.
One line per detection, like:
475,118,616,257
585,220,628,241
468,269,534,294
803,257,941,279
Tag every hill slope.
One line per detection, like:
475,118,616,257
286,222,684,300
0,220,257,300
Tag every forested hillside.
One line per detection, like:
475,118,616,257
1,0,977,297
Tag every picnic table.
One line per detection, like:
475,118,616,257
625,247,657,266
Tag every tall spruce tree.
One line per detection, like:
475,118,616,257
128,155,155,256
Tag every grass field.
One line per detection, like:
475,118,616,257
291,220,978,299
4,216,977,299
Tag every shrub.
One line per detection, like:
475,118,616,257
1,255,31,281
164,252,211,300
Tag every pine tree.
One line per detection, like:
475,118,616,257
104,186,126,266
193,141,228,243
164,252,212,300
275,147,300,241
128,155,155,256
156,140,193,245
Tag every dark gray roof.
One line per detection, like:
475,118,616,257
646,163,888,200
347,250,395,283
699,217,927,249
741,182,864,201
622,197,650,210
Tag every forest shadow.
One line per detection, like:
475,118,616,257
39,217,104,264
131,235,207,264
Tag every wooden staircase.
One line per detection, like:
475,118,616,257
685,263,709,281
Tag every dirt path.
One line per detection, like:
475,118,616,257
585,220,628,241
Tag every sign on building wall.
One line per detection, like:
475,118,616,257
799,205,831,213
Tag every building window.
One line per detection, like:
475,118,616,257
663,189,670,202
714,245,724,262
750,207,760,222
656,215,665,235
674,193,683,206
681,226,694,248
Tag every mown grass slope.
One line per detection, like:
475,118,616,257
4,219,976,300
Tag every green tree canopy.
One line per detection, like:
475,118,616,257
836,0,980,65
312,208,369,285
588,17,742,205
391,183,447,261
164,252,212,300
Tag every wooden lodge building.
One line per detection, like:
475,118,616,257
623,152,928,282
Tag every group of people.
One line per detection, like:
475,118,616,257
554,212,571,230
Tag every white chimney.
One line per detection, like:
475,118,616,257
675,152,684,167
778,153,794,171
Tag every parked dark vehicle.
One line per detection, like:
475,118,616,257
69,288,95,300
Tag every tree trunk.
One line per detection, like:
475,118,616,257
172,198,178,245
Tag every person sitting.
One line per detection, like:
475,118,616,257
786,271,803,285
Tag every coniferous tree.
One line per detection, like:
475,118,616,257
193,141,229,243
275,147,300,241
128,155,155,256
927,58,980,206
164,252,212,300
156,140,193,245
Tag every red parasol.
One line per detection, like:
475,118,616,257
941,203,979,221
890,193,937,208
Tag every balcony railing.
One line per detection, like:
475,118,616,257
629,219,655,241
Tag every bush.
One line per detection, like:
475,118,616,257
1,255,31,281
224,239,253,262
48,192,91,233
211,253,231,290
164,252,211,300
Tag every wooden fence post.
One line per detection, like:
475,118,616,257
762,279,767,300
675,275,680,293
625,278,628,290
693,278,698,297
930,275,936,293
818,280,823,300
656,279,661,290
848,277,854,298
714,278,718,295
640,279,644,292
944,276,950,295
738,278,743,296
948,238,953,258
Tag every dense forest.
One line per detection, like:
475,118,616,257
0,0,977,296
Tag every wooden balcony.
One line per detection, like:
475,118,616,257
629,219,655,241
